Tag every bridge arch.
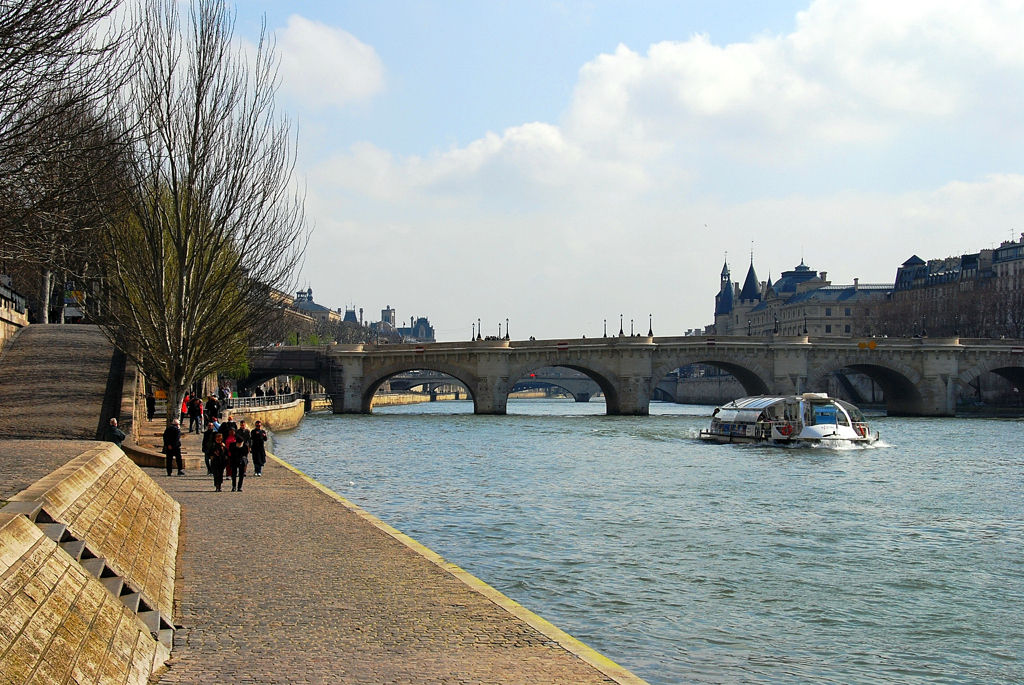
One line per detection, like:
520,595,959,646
360,362,479,413
807,355,924,415
958,357,1024,393
649,356,773,400
507,360,622,413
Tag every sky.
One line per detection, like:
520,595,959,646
230,0,1024,341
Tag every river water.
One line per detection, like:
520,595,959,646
274,399,1023,684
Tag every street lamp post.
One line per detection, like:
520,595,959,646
648,314,653,337
471,323,474,341
747,319,751,336
506,318,509,340
477,318,481,341
603,319,607,337
619,315,624,336
803,316,808,335
630,319,634,336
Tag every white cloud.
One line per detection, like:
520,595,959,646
276,15,384,109
295,1,1024,338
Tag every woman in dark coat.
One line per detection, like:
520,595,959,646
208,433,228,492
229,433,249,492
250,420,268,476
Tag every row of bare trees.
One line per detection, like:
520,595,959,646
863,281,1024,339
0,0,310,424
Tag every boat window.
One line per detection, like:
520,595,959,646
836,407,850,426
812,403,838,424
836,400,865,423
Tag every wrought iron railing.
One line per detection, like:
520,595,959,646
0,283,27,314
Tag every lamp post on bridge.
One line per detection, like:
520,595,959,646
603,319,607,337
803,316,808,335
471,323,474,341
619,315,624,337
506,318,509,340
477,318,482,341
648,314,653,337
630,319,634,336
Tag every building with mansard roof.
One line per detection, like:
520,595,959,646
712,258,891,337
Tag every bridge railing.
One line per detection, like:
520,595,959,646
226,393,298,410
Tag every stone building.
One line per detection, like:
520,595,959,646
292,288,342,324
713,259,891,337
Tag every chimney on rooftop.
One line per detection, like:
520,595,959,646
820,271,827,281
854,277,859,290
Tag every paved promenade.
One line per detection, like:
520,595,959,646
151,455,641,684
0,438,97,500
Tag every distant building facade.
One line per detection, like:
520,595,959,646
292,288,342,324
713,259,891,337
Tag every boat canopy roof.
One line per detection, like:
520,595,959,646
718,394,867,422
715,409,765,423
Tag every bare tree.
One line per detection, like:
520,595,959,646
99,0,308,425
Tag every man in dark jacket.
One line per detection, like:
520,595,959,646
187,396,203,434
145,392,156,421
250,420,268,476
205,396,220,421
163,419,184,476
201,422,217,474
103,418,126,447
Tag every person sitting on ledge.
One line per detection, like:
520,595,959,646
103,418,125,447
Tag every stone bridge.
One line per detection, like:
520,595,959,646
242,335,1024,417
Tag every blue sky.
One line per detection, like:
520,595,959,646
229,1,1024,340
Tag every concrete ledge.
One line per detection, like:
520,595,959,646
0,512,166,684
269,453,651,685
120,441,204,471
9,443,180,620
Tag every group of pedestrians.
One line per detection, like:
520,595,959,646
200,416,268,492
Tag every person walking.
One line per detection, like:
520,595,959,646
180,394,189,423
103,418,125,447
145,391,156,421
188,396,203,434
250,420,268,476
201,422,217,474
229,432,249,492
208,432,228,492
236,419,251,450
163,419,184,476
205,395,220,422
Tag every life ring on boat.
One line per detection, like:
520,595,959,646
777,424,793,437
855,424,866,437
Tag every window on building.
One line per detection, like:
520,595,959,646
845,308,851,316
845,324,851,333
825,308,832,316
825,324,832,333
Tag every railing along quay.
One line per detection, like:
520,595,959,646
226,393,297,409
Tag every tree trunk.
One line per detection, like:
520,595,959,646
39,268,51,323
164,386,183,429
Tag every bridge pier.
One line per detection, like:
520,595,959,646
573,392,590,403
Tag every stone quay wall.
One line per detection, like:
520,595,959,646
0,292,28,351
228,398,305,431
0,442,180,684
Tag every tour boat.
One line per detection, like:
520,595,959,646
699,393,879,445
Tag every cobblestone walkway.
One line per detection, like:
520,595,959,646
152,456,635,684
0,325,121,440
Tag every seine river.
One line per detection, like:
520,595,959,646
275,399,1023,685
